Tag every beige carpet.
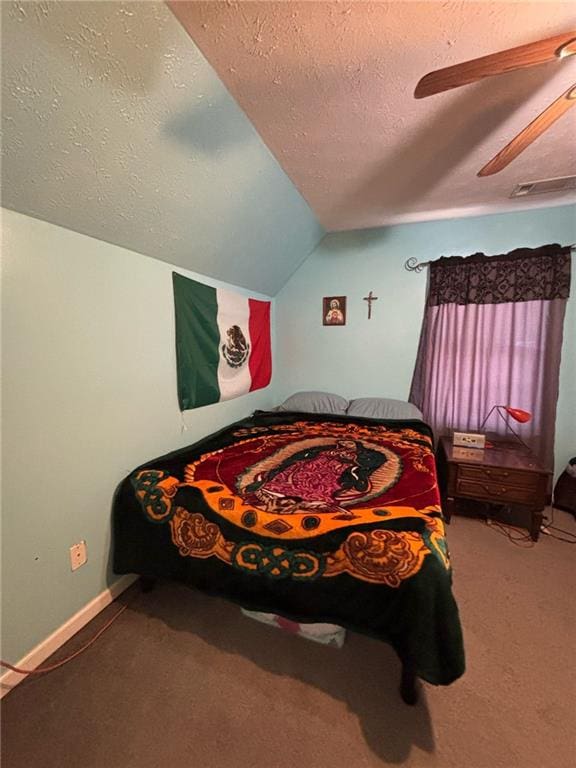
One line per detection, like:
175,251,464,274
2,511,575,768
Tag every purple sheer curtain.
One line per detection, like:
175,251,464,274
409,244,571,470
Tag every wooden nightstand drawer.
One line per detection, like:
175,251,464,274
437,436,550,541
458,464,541,487
456,478,538,505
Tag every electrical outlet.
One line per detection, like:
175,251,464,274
70,541,87,571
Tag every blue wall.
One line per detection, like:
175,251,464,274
276,205,576,474
1,210,277,667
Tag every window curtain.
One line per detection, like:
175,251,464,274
409,244,571,470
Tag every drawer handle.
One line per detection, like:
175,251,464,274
482,484,508,495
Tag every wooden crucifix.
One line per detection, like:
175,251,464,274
363,290,378,319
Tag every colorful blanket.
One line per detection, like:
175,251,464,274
113,411,465,685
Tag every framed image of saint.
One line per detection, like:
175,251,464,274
323,296,346,326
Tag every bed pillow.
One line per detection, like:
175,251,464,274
347,397,423,420
276,391,349,414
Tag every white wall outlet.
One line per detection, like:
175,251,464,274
70,540,87,571
453,432,486,449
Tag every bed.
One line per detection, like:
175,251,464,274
113,401,465,702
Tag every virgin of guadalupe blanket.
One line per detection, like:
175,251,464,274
113,411,465,685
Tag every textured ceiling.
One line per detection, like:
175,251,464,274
171,0,576,231
1,1,323,296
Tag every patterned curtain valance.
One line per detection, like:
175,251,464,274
428,244,572,306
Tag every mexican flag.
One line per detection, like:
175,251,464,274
173,273,272,410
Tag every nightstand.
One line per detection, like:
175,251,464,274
436,436,551,541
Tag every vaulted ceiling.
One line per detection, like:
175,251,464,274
2,1,575,295
171,0,576,230
1,1,323,296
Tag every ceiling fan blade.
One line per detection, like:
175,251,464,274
477,84,576,177
415,31,576,98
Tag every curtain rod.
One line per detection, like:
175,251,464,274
404,244,576,273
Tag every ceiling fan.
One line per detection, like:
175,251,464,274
414,31,576,177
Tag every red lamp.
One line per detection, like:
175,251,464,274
480,405,532,450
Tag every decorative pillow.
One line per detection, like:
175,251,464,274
347,397,423,420
276,391,349,414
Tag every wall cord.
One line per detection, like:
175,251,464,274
0,602,130,677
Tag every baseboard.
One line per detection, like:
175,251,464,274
0,574,138,699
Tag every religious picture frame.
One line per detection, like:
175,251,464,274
323,296,346,326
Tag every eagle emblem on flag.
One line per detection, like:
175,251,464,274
222,325,250,369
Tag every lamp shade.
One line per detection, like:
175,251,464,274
503,407,532,424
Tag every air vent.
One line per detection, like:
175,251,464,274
511,175,576,198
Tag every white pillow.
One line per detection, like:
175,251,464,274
347,397,422,420
276,391,349,414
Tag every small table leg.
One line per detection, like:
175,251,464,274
443,496,455,525
530,509,543,542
